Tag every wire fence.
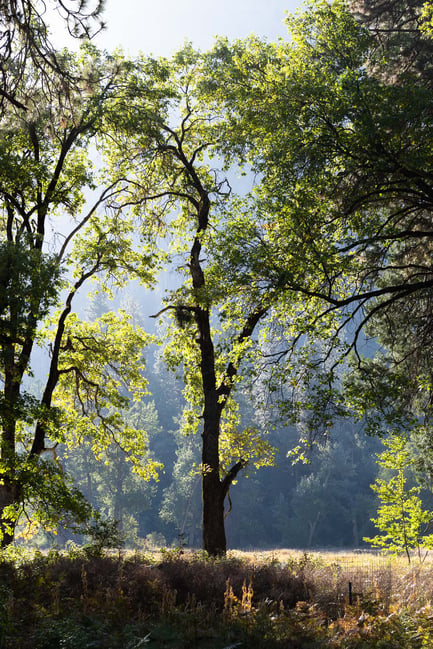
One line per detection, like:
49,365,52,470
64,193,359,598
310,552,433,614
331,555,393,612
233,548,433,612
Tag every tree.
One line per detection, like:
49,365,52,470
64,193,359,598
159,427,202,548
364,434,433,563
102,48,281,556
0,44,159,546
280,426,379,548
102,5,432,552
350,0,433,86
0,0,105,115
109,1,433,556
189,0,433,452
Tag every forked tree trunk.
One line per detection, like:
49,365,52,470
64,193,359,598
202,456,247,556
200,395,248,555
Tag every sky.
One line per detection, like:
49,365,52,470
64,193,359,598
83,0,303,56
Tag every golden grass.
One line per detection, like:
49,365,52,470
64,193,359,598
152,546,433,613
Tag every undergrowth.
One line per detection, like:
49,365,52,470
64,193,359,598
1,547,433,648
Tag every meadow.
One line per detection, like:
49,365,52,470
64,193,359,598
1,546,433,648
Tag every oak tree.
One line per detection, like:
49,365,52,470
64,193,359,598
0,44,158,546
198,0,433,448
103,49,278,556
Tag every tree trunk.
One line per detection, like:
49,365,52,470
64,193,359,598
0,369,21,547
0,476,20,547
307,511,321,547
202,469,226,556
352,512,359,547
189,188,228,554
178,148,252,556
200,352,226,556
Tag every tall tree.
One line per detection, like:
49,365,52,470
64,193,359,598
196,0,433,446
103,49,279,556
0,44,158,546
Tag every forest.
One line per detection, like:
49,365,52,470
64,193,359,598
2,0,433,564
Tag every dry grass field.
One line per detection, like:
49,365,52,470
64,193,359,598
2,545,433,647
200,546,433,609
236,547,433,607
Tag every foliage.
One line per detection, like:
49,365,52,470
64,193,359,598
101,43,284,555
0,0,105,117
94,0,433,551
0,40,160,544
194,0,433,455
364,434,433,562
59,398,164,548
53,311,158,477
3,0,433,560
83,516,125,556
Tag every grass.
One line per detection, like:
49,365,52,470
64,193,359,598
2,546,433,648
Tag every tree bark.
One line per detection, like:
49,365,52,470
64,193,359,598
0,476,20,548
195,306,227,555
0,347,23,547
202,468,226,556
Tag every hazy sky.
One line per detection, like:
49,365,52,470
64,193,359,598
89,0,303,56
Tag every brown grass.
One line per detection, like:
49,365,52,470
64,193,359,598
3,546,433,648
